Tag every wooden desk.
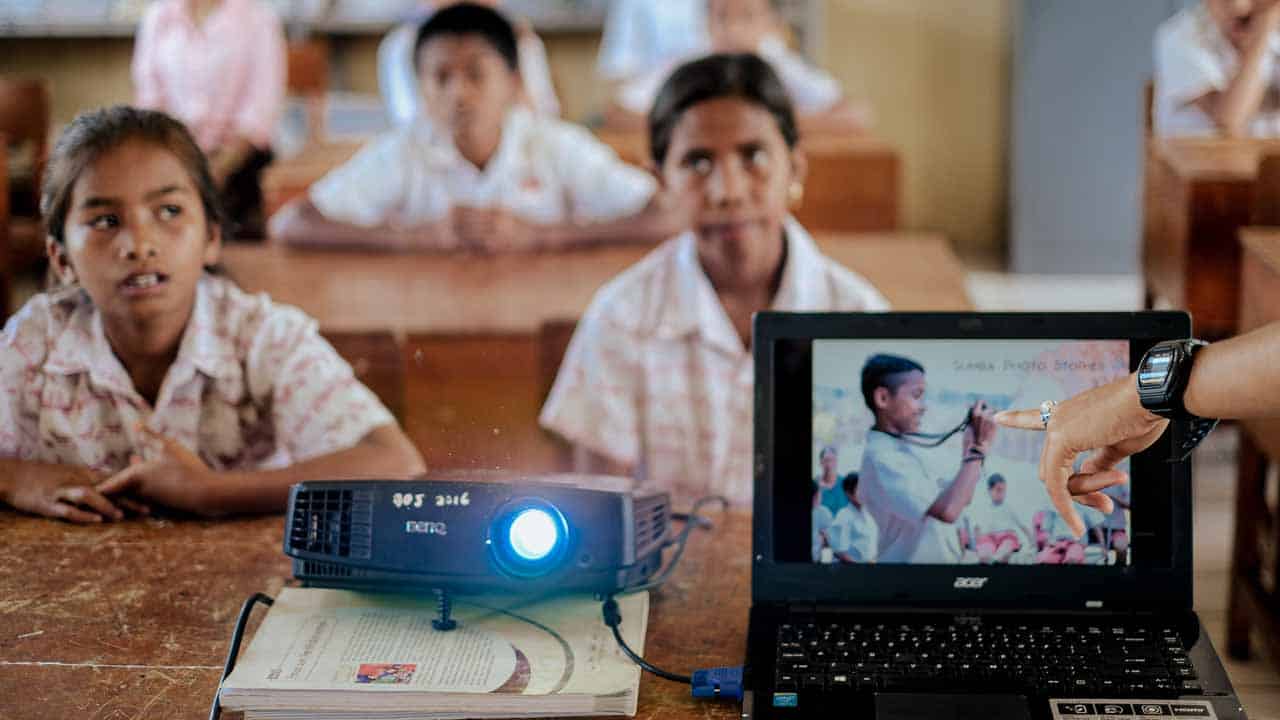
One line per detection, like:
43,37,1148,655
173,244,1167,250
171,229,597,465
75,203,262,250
221,232,969,334
596,129,899,233
1142,138,1280,339
224,233,971,471
1229,227,1280,669
0,508,751,720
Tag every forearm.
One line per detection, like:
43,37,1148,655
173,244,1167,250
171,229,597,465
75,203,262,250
1209,18,1279,136
927,460,983,523
1184,321,1280,419
535,199,682,250
204,426,425,516
269,199,446,250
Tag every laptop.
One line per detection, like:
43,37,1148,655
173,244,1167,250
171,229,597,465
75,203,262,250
746,312,1247,720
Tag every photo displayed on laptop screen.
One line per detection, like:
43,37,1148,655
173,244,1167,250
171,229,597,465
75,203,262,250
811,339,1131,568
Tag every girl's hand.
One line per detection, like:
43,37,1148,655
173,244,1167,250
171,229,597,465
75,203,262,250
96,426,223,517
2,463,129,524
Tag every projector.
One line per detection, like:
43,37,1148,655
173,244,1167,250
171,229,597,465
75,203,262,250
283,472,671,596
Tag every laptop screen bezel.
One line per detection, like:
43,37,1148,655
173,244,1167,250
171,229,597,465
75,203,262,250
752,311,1194,613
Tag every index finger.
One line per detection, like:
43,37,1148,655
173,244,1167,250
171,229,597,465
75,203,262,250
96,463,149,495
994,408,1043,431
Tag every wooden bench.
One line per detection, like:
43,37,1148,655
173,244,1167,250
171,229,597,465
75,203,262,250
1229,227,1280,669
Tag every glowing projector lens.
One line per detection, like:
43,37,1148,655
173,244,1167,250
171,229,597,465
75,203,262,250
508,508,560,561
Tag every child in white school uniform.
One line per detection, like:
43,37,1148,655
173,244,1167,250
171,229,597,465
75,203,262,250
0,107,424,523
608,0,868,135
270,3,676,252
1156,0,1280,136
540,53,890,508
378,0,559,126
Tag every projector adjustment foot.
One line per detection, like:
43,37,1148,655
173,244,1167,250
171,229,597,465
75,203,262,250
432,588,457,631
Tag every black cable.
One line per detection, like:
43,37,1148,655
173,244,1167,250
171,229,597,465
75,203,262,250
600,495,727,684
209,592,275,720
629,494,728,594
873,409,973,448
602,596,691,684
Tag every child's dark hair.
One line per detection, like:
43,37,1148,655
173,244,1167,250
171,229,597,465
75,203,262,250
41,106,226,246
860,354,925,411
819,445,836,461
648,52,798,167
414,3,519,73
987,473,1007,489
841,472,860,495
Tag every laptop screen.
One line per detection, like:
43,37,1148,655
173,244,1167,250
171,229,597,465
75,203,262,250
807,339,1132,568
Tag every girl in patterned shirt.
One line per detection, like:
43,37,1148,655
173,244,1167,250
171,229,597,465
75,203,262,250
0,107,425,523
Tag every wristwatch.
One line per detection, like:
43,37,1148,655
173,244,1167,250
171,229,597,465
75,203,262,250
1136,339,1218,460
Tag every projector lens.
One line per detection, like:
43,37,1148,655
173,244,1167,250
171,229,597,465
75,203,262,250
489,499,570,578
508,508,559,561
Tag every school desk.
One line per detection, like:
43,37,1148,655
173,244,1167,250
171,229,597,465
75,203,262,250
594,128,900,233
1228,227,1280,670
0,507,750,719
220,232,967,335
1141,137,1280,340
222,232,971,471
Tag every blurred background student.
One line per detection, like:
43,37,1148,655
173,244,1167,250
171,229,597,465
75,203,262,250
608,0,867,134
378,0,559,127
131,0,286,238
596,0,708,86
1155,0,1280,136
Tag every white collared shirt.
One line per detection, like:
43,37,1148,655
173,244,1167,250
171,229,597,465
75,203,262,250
1155,3,1280,136
0,275,394,474
539,218,889,507
828,502,879,563
617,36,842,115
858,429,962,564
308,107,656,248
597,0,708,81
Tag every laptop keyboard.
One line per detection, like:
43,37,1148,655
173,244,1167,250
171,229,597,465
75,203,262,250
773,619,1201,698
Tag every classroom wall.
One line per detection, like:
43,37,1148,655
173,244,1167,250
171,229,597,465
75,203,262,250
818,0,1013,260
0,0,1013,259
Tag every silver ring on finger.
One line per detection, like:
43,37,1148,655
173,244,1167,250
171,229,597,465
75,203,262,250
1040,400,1059,430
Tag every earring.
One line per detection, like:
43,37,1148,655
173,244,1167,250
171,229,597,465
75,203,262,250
788,181,804,206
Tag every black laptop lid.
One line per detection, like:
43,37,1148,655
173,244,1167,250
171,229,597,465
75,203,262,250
752,312,1193,613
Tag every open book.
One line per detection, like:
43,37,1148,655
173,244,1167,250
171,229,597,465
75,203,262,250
219,588,648,719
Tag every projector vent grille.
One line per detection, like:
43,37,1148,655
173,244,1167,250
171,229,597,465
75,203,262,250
301,560,353,578
631,495,671,555
290,488,374,559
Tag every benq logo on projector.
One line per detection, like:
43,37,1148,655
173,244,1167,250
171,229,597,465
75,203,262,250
405,520,448,536
954,577,989,589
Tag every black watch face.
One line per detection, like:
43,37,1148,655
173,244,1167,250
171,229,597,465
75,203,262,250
1138,346,1174,390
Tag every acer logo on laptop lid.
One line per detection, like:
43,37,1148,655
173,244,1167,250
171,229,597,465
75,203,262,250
954,577,989,589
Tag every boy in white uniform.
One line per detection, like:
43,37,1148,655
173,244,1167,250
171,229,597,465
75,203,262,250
856,354,998,564
1155,0,1280,136
271,4,675,251
825,472,879,564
